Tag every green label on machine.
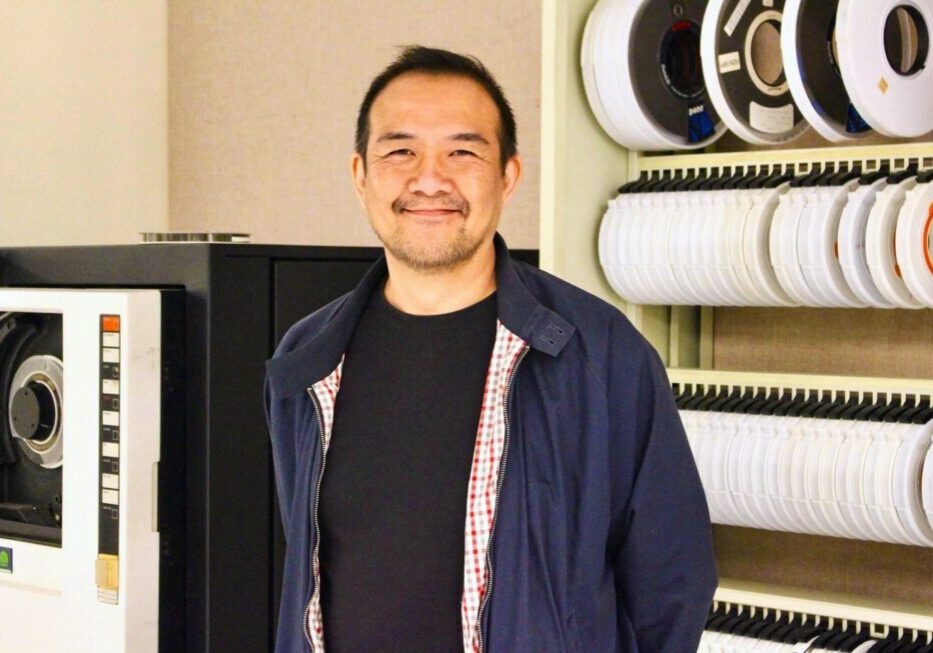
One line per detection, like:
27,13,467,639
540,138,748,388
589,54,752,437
0,547,11,573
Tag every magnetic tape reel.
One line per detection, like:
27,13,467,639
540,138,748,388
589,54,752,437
894,171,933,307
582,0,726,150
676,380,933,547
701,0,809,145
836,0,933,138
782,0,872,142
865,169,924,308
0,313,63,532
837,171,897,308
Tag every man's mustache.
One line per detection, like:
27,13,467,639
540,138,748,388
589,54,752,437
392,196,469,215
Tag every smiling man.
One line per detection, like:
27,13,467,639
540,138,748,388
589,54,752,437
266,47,716,653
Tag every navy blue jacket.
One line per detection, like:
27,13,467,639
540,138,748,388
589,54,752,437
265,235,716,652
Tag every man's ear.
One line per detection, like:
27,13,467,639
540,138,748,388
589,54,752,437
350,153,367,208
501,154,523,204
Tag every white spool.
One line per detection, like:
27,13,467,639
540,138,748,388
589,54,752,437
838,178,897,308
582,0,652,149
865,175,924,308
837,0,933,137
582,0,726,150
616,193,651,303
923,435,933,530
892,420,933,547
728,188,765,304
863,422,918,545
837,420,879,542
797,179,864,307
744,182,797,306
771,186,823,305
895,179,933,308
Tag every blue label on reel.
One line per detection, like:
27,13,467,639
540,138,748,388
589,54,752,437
688,102,715,143
846,103,871,134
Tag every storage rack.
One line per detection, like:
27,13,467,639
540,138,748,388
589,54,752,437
634,144,933,369
540,0,933,639
716,581,933,639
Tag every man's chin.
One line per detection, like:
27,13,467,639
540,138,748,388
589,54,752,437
383,238,482,274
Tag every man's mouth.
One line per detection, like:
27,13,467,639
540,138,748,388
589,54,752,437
402,208,462,217
393,198,469,217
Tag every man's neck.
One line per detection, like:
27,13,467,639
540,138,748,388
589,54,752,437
383,241,497,316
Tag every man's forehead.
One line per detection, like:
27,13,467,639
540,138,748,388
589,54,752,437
368,73,500,137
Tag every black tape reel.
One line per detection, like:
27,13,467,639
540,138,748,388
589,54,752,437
783,0,871,141
701,0,809,144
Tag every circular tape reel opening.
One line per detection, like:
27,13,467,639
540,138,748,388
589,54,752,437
9,355,64,469
748,14,786,91
11,378,60,446
884,4,930,77
660,20,705,99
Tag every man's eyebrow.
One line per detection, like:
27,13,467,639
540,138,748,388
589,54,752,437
449,132,490,145
375,131,415,142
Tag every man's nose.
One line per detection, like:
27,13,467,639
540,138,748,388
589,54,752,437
407,155,454,196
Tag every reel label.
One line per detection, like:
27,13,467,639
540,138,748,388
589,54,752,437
719,51,742,73
750,101,794,133
725,0,752,36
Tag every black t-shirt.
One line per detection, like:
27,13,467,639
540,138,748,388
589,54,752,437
318,283,498,653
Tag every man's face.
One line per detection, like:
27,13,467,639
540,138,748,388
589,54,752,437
351,73,521,273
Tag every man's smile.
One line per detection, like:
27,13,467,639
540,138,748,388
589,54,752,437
401,208,463,218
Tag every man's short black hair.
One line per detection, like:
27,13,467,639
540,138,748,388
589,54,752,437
355,45,518,171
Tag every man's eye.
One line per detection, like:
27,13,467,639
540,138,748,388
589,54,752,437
451,149,477,157
386,149,414,157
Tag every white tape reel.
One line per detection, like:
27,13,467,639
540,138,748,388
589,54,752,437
798,176,864,306
924,437,933,530
582,0,726,150
678,386,933,546
895,175,933,307
865,173,924,308
838,176,896,308
837,0,933,137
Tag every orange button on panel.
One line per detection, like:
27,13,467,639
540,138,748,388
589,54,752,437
102,315,121,332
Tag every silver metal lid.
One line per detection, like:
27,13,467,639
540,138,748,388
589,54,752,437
140,232,251,243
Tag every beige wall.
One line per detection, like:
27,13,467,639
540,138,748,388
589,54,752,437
0,2,168,246
169,1,541,248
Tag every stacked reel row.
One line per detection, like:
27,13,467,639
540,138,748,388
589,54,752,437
598,166,933,307
676,383,933,547
582,0,933,149
701,604,933,652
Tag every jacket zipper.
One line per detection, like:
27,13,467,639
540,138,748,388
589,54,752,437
475,345,529,653
304,389,328,653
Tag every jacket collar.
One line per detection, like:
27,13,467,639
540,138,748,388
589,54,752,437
266,233,574,397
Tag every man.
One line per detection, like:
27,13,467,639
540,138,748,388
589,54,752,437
265,46,716,653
